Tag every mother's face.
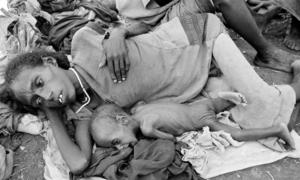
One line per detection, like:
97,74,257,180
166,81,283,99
10,63,76,108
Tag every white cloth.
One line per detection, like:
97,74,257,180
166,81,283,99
204,130,300,178
178,128,300,179
177,126,243,176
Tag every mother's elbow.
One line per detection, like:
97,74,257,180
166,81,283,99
69,157,90,175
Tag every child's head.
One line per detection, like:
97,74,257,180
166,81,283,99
90,104,139,148
4,50,75,108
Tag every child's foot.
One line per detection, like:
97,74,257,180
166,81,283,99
276,123,295,149
254,47,298,73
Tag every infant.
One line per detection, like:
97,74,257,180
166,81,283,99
90,94,295,149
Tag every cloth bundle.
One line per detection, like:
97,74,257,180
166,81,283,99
5,13,44,55
78,139,201,180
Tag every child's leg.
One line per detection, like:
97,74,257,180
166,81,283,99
207,120,295,149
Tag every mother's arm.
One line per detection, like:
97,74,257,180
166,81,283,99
44,108,92,175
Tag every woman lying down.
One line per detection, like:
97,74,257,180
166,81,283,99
4,13,299,175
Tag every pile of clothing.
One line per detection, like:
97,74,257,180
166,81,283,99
4,0,118,54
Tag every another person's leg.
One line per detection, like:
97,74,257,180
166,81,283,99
284,17,300,51
212,0,297,72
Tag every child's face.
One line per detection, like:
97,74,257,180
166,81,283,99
92,112,138,149
108,123,138,149
10,63,76,108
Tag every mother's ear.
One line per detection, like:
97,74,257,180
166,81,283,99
41,56,58,66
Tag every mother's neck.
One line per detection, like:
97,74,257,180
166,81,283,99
66,68,89,96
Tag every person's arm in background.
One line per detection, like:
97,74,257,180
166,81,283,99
44,108,92,175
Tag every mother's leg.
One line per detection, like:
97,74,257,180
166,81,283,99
212,33,296,129
212,32,296,151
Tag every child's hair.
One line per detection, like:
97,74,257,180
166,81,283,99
90,104,125,132
92,104,124,120
4,50,70,87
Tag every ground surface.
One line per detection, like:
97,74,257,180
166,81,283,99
1,11,300,180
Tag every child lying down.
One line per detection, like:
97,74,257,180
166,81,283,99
90,94,295,150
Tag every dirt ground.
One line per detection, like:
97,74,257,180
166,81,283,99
1,11,300,180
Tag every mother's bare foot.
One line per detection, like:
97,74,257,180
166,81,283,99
254,46,298,72
284,17,300,51
277,123,295,149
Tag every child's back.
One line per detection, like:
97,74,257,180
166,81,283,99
132,97,231,139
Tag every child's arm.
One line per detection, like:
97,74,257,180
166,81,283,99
142,126,175,140
44,108,93,175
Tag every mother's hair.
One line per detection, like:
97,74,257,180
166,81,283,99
4,50,70,86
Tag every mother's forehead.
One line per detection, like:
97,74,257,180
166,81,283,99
11,65,45,80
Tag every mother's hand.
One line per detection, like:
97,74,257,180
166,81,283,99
102,28,130,83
